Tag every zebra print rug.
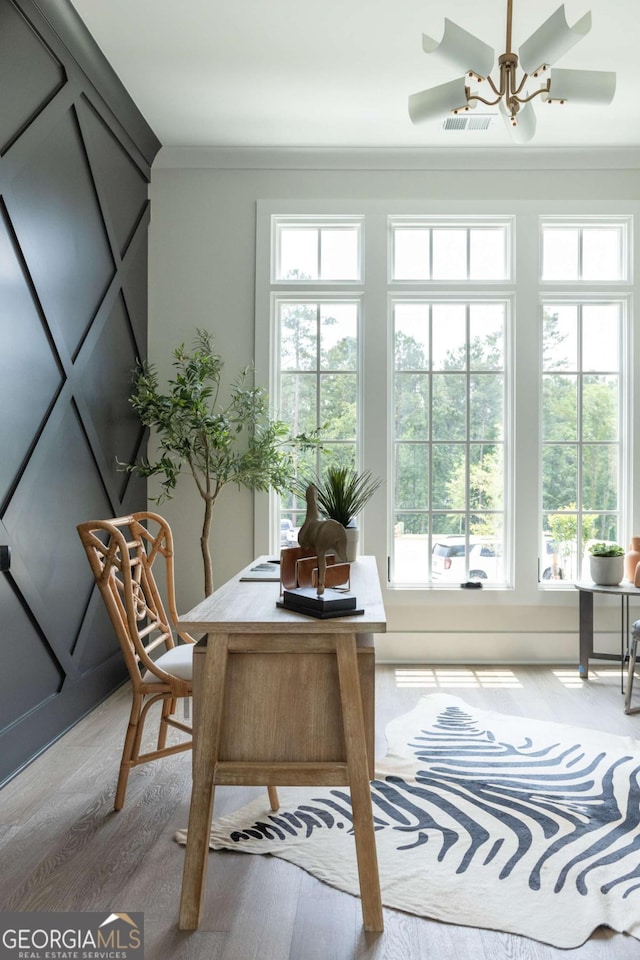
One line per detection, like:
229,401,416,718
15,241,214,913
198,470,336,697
175,694,640,947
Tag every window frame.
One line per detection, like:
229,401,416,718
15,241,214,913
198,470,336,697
538,293,631,585
389,292,512,587
537,216,632,586
539,216,632,285
389,215,514,285
272,215,364,285
255,201,635,607
273,291,364,518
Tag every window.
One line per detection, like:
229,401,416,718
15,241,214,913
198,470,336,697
390,217,511,585
391,299,507,583
257,206,634,594
541,220,629,282
392,219,510,281
274,219,361,282
270,218,364,536
539,218,630,583
275,295,361,532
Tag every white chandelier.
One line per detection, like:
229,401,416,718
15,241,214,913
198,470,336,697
408,1,616,142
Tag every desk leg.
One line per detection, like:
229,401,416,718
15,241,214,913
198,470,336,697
579,590,593,679
179,634,229,930
335,634,383,933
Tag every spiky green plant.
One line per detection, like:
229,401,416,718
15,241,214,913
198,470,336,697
298,465,382,528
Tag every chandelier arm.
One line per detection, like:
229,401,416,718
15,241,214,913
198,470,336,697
467,91,504,107
512,80,551,105
512,71,529,97
485,74,505,98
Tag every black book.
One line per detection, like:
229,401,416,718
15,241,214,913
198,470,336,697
277,587,363,619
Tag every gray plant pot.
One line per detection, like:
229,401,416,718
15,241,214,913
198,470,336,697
589,555,624,586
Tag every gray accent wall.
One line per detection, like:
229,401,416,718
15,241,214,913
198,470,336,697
0,0,160,784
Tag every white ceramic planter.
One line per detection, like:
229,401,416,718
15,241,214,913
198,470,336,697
344,526,359,563
589,555,624,586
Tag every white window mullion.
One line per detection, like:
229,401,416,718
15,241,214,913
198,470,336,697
576,304,584,553
428,302,434,580
360,211,388,567
315,302,322,474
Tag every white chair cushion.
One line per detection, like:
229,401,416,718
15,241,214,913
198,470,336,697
142,644,194,683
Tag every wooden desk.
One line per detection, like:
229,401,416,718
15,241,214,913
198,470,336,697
575,581,640,685
177,556,387,933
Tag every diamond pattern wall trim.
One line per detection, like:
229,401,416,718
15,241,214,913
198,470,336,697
0,0,161,785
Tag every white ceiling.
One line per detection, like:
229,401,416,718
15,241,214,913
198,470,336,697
70,0,639,152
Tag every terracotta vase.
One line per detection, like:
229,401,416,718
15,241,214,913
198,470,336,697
624,537,640,582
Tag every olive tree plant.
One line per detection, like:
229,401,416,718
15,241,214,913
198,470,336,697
122,330,317,596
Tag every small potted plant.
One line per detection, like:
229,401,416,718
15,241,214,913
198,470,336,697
297,465,382,562
587,541,625,586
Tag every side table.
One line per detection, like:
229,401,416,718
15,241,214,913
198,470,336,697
575,581,640,690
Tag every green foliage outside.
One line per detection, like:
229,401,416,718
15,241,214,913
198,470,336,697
545,507,597,557
278,300,619,580
541,309,620,570
393,315,505,538
278,302,357,515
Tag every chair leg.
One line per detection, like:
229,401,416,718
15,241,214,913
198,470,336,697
115,692,144,811
267,786,280,810
158,697,175,750
625,637,638,714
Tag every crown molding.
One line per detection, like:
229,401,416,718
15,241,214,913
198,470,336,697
25,0,161,168
153,145,640,172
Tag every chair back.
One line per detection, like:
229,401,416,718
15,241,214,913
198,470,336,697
77,512,192,696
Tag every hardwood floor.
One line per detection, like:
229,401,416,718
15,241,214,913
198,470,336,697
1,663,639,960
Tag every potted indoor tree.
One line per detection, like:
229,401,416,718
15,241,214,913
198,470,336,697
121,330,318,596
298,465,382,562
587,541,625,586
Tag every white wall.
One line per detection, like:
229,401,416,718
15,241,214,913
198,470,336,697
148,152,640,661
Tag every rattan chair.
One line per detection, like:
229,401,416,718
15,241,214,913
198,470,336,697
77,511,198,810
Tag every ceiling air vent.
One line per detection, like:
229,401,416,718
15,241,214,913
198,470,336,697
443,115,493,131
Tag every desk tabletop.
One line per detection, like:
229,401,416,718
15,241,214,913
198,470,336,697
575,580,640,596
179,555,387,634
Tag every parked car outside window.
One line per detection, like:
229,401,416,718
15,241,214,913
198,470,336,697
431,536,503,582
280,518,298,547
